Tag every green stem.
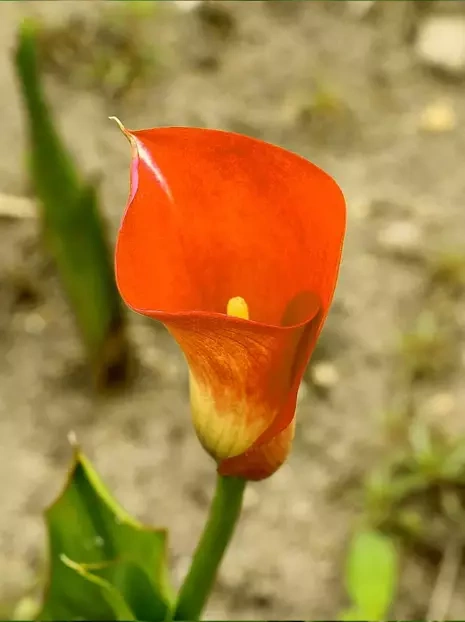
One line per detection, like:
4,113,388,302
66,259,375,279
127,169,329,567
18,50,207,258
173,474,246,621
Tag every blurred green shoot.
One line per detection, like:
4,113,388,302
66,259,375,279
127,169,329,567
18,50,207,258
399,310,456,383
36,7,157,103
14,19,131,390
427,250,465,297
341,529,398,621
365,416,465,566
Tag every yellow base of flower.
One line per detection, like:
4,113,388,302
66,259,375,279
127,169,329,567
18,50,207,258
189,370,270,461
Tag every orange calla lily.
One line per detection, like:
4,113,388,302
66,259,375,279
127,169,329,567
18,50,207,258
114,124,346,480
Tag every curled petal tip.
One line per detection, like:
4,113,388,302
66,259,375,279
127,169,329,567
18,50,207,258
109,115,124,130
109,116,132,143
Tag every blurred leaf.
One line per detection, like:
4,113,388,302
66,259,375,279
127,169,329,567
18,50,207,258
400,310,456,383
339,606,365,621
440,440,465,481
428,251,465,296
345,529,398,620
59,556,135,621
40,449,173,621
14,20,130,389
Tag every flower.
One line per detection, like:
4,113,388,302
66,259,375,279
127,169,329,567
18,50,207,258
114,122,346,480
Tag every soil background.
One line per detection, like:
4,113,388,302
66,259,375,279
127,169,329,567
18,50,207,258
1,1,465,619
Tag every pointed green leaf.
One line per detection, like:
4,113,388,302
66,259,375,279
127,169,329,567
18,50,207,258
345,529,398,621
14,20,130,388
43,181,130,386
65,556,173,622
60,556,135,621
40,449,173,621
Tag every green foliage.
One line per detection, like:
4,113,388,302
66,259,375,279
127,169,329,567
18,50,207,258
342,529,398,621
399,310,456,383
367,420,465,515
40,449,173,621
364,414,465,570
35,6,158,102
427,250,465,297
14,20,131,389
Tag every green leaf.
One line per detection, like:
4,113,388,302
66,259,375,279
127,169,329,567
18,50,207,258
14,20,130,389
60,556,135,621
39,449,173,621
339,606,365,621
345,529,398,621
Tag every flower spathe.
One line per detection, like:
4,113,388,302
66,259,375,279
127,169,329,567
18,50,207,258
114,122,346,480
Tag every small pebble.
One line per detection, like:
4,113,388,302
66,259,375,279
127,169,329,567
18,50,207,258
291,499,311,520
420,100,456,133
173,0,202,12
416,15,465,77
350,200,371,221
310,362,339,389
377,221,422,257
23,312,46,335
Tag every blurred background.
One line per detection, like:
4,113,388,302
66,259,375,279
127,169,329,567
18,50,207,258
1,0,465,619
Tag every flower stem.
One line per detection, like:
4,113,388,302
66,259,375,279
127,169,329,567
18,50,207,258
173,474,246,621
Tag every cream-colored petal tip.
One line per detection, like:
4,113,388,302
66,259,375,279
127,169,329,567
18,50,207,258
109,116,135,146
109,116,125,132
